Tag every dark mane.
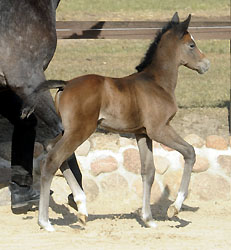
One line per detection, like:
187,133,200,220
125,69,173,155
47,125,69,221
136,21,177,72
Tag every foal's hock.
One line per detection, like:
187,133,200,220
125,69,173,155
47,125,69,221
38,12,210,231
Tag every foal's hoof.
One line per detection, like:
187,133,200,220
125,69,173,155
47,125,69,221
167,205,179,218
144,220,158,228
38,220,55,232
77,213,87,226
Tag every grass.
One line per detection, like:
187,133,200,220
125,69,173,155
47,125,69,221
45,39,229,109
48,0,230,109
56,0,230,20
44,0,230,137
177,40,230,108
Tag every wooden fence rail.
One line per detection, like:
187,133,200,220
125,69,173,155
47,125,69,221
56,20,231,134
56,21,231,40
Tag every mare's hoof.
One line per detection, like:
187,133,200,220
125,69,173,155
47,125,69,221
38,220,55,232
167,205,179,218
21,108,34,119
77,213,87,226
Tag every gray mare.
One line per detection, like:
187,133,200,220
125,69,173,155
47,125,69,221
0,0,83,197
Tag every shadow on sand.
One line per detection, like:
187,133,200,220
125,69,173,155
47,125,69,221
0,176,199,229
43,187,199,229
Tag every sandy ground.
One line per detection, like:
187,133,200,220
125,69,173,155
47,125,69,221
0,107,230,250
0,178,231,250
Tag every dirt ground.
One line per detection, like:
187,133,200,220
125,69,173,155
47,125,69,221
0,193,231,250
0,106,231,250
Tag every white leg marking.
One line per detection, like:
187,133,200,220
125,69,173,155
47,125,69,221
145,220,158,228
174,191,185,211
39,220,55,232
74,192,88,217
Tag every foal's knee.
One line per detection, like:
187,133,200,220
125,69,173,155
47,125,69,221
41,154,58,179
184,144,196,167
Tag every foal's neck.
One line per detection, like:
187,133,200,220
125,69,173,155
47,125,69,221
145,48,180,93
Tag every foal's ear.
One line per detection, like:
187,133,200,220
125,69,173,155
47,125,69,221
176,14,191,38
171,12,180,24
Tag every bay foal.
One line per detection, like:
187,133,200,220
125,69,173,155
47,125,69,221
39,13,210,231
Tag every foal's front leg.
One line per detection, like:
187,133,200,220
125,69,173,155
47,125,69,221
135,134,157,228
148,124,195,218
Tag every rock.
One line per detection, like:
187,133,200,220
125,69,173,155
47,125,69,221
0,157,10,168
0,142,11,161
184,134,205,148
0,187,10,206
83,178,99,202
161,144,175,151
100,173,129,200
90,156,118,176
123,148,141,174
153,141,161,149
206,135,228,150
90,133,120,152
51,176,71,203
218,155,231,177
163,169,184,200
0,167,11,188
119,137,135,147
132,178,162,204
192,156,210,173
191,172,231,201
75,140,91,156
154,156,170,175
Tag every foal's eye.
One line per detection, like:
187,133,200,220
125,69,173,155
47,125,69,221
189,43,195,49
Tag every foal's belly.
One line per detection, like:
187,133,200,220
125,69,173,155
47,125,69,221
97,115,145,134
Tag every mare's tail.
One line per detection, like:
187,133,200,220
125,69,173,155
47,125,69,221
35,80,67,93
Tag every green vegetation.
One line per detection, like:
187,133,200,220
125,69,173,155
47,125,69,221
46,39,229,108
56,0,229,20
46,1,230,109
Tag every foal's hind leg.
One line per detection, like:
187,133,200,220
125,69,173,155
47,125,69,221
38,155,56,231
60,161,87,225
147,125,195,218
38,126,95,231
135,134,157,228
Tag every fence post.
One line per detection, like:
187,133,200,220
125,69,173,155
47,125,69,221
230,39,231,135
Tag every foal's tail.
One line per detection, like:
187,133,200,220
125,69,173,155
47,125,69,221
35,80,67,93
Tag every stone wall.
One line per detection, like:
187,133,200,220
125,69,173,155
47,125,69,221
0,133,231,206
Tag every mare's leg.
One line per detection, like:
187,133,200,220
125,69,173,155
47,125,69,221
67,154,83,190
135,134,157,228
0,89,39,210
147,124,195,218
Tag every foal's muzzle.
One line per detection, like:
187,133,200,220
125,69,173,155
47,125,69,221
196,58,210,74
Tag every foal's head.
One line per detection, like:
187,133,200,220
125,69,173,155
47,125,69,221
165,12,210,74
136,12,210,74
